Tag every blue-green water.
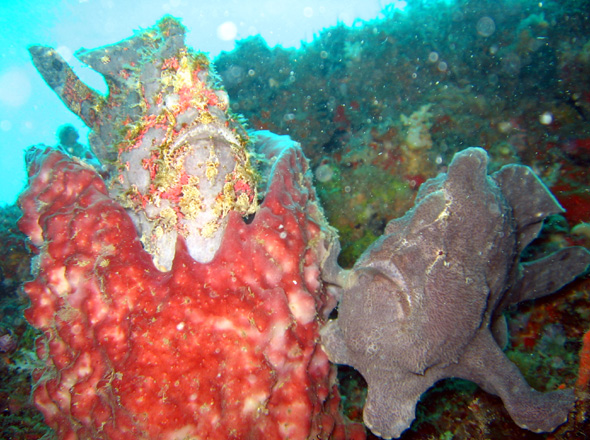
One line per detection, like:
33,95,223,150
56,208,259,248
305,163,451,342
0,0,385,206
2,1,590,438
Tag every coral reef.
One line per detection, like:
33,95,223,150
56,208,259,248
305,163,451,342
6,1,590,438
400,104,435,175
0,204,47,439
215,0,590,266
213,7,590,431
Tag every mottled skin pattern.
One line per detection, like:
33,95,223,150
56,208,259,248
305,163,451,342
322,147,590,439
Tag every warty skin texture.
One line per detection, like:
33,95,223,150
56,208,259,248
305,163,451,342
322,147,590,439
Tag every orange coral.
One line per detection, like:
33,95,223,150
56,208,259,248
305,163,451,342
576,328,590,389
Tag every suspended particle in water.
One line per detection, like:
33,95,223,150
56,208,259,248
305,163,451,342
0,120,12,132
539,112,553,125
315,164,334,182
217,21,238,41
501,53,521,76
476,16,496,37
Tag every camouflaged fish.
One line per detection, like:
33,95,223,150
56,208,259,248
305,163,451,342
322,147,590,439
29,17,258,271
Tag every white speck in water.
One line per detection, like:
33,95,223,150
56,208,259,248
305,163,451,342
217,21,238,41
476,16,496,37
315,164,334,182
539,112,553,125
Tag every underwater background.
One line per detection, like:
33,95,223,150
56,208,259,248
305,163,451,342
1,0,590,438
